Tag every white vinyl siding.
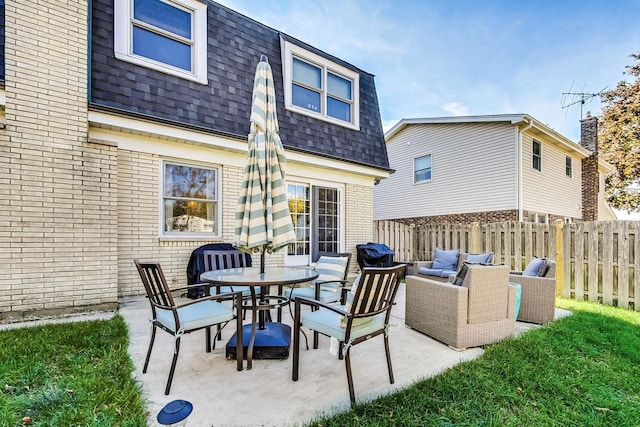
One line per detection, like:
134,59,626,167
374,122,517,220
521,134,582,218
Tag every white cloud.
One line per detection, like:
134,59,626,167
441,102,469,116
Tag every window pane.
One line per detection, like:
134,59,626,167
415,155,432,182
327,97,351,122
133,26,192,71
293,58,321,89
164,200,215,232
292,84,321,113
328,72,351,100
164,164,215,200
134,0,192,39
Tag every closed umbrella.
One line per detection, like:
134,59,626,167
234,55,295,273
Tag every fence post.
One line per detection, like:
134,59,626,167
471,222,479,253
555,219,563,297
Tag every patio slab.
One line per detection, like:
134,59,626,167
117,283,571,427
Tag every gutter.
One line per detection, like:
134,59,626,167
517,118,534,222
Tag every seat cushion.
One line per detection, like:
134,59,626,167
156,300,234,333
285,286,341,303
302,307,385,342
210,286,261,297
431,248,460,270
419,267,457,278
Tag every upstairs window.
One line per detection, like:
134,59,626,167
414,155,432,183
114,0,208,84
532,140,542,171
565,156,572,178
282,39,360,130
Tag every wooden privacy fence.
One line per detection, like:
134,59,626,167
373,220,640,310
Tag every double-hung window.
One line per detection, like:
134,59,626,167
162,162,219,237
282,39,360,130
532,140,542,171
414,155,432,183
565,156,572,178
114,0,208,84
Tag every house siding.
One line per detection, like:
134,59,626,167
521,132,582,219
0,0,119,321
374,122,517,221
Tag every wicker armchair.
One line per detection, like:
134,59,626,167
405,264,516,350
509,260,557,324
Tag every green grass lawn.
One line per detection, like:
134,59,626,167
0,316,147,427
1,299,640,426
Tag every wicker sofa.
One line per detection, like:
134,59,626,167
405,264,516,349
413,250,494,282
509,260,557,324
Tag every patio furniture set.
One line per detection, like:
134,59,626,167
134,245,555,403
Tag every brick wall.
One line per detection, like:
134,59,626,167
0,0,119,321
344,183,373,274
394,209,519,226
580,114,599,221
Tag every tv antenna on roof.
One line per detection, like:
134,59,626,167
561,85,608,119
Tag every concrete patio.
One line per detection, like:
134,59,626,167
117,282,564,427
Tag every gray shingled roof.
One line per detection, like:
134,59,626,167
89,0,390,171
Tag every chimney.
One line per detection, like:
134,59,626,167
580,112,599,221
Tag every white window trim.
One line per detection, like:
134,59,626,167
159,159,221,240
281,39,360,131
114,0,208,84
413,154,432,184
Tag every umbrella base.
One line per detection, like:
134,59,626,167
226,322,291,360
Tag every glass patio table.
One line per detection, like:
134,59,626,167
200,266,318,369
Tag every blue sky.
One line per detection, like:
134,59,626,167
216,0,640,142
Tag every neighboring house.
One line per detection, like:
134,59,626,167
0,0,390,320
374,113,616,225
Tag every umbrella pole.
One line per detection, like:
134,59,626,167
260,246,266,274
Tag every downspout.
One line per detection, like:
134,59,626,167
517,118,534,222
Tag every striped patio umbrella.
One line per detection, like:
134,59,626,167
234,55,295,273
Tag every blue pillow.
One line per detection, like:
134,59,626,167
467,252,493,264
522,257,546,277
431,248,460,270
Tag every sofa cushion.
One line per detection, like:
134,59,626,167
466,252,493,264
431,248,460,270
418,267,457,278
453,263,469,286
522,257,548,277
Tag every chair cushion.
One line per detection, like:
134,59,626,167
302,307,385,342
156,300,234,333
340,273,373,327
431,248,460,270
466,252,493,264
522,257,549,277
210,286,261,297
453,263,470,286
312,256,349,290
419,267,457,278
285,286,341,303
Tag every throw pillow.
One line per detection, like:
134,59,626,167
522,257,547,277
431,248,460,270
453,263,469,286
466,252,493,264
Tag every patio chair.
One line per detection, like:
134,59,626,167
284,252,352,304
405,263,517,350
509,258,557,324
203,249,258,297
134,259,243,395
292,264,405,404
